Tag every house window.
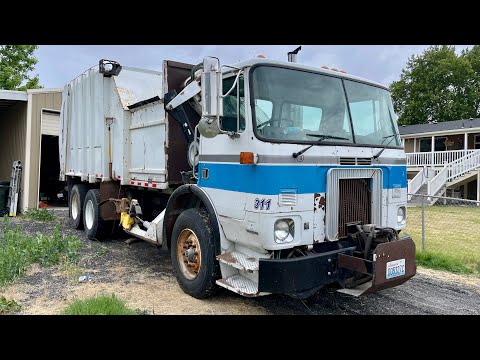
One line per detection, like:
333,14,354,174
435,137,446,151
419,138,431,152
444,135,464,150
475,134,480,149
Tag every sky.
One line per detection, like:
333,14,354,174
35,45,473,89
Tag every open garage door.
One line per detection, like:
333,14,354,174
38,109,66,208
41,109,60,136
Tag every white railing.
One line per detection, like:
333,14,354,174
426,149,480,196
447,150,480,181
408,168,428,195
406,150,476,166
427,165,448,197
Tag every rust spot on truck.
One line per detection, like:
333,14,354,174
218,252,237,264
313,193,326,243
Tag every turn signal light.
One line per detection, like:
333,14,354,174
240,152,258,165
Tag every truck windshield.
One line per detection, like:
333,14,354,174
251,65,400,147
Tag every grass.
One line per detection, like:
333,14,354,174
416,251,474,274
24,208,55,221
60,260,84,284
405,205,480,274
62,294,139,315
0,219,81,287
0,296,21,314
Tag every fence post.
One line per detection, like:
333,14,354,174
421,194,425,252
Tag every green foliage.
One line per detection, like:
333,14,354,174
0,45,41,90
416,251,474,274
62,294,140,315
390,45,480,125
24,208,55,221
0,221,81,287
0,296,21,314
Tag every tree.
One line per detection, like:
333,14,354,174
0,45,41,90
390,45,479,125
462,45,480,116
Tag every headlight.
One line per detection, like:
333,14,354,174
397,206,406,225
274,219,294,243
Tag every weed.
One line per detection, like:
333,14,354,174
62,294,141,315
0,222,81,287
0,296,21,314
24,208,55,222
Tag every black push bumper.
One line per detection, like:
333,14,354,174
258,247,355,294
258,237,416,296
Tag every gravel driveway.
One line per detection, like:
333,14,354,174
1,210,479,315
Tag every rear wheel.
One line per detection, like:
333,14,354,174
171,208,220,298
83,189,112,240
70,184,88,229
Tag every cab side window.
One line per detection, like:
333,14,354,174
220,75,245,132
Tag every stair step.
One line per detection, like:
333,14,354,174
216,274,259,297
217,251,259,272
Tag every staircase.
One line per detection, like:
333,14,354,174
408,184,430,205
408,149,480,201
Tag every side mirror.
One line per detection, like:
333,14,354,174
198,57,223,139
201,57,223,118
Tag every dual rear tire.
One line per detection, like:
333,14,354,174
69,185,112,240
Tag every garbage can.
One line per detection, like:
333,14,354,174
0,183,9,210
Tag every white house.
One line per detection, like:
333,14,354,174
400,118,480,201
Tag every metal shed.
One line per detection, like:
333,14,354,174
0,88,62,212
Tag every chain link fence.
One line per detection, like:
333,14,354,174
406,193,480,273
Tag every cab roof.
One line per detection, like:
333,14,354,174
227,58,388,90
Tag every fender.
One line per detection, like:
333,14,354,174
163,184,222,255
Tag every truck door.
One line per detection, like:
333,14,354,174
198,74,249,220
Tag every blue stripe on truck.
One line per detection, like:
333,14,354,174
197,163,407,195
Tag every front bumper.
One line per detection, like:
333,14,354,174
258,247,355,295
258,236,416,297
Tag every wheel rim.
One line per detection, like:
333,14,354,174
85,199,94,230
71,192,79,220
176,228,201,280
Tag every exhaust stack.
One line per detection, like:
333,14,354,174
287,46,302,63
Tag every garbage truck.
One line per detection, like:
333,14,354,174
59,50,416,299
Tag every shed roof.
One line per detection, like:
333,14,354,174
0,89,27,114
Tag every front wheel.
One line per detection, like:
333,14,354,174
171,208,220,298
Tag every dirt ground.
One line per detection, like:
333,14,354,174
1,210,479,315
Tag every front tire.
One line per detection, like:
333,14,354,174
171,208,220,298
83,189,112,240
70,184,88,229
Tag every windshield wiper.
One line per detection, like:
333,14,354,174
381,133,399,144
373,133,400,160
292,134,349,158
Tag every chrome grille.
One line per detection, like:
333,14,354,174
338,179,371,238
326,168,382,240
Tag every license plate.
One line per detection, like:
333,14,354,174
386,259,405,279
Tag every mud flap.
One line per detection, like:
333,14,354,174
337,237,416,296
